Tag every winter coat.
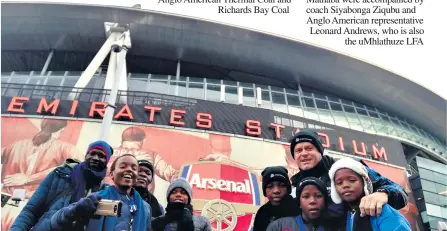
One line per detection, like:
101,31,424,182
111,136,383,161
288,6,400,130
344,204,411,231
10,159,80,231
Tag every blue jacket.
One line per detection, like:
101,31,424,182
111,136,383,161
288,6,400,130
49,186,152,231
346,204,411,231
10,159,80,231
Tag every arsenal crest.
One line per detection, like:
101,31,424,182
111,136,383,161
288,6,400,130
180,161,263,231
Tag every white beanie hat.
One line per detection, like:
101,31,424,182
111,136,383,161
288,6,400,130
328,158,373,204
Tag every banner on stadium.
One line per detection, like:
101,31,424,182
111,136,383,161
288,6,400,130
2,96,407,166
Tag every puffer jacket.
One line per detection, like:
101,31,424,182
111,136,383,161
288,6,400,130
152,214,211,231
345,204,411,231
10,159,80,231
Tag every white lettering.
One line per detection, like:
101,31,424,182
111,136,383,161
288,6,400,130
189,173,251,194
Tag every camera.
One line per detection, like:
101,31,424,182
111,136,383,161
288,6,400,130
111,44,122,53
95,199,122,217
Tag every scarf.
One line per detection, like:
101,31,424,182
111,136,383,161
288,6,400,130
85,186,148,231
71,162,106,202
253,195,300,231
152,203,195,231
135,186,163,217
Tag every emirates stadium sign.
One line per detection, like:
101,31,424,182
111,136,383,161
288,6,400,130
1,96,408,167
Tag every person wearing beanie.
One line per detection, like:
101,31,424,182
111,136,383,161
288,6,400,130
11,140,113,231
134,159,165,218
253,166,300,231
152,178,211,231
288,129,408,221
329,158,411,231
267,177,333,231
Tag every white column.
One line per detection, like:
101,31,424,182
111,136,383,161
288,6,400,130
175,60,181,96
40,50,54,76
104,33,118,90
117,51,128,104
238,87,243,105
98,48,128,141
220,85,226,102
256,87,262,106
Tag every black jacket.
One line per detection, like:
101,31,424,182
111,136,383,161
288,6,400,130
253,195,300,231
291,155,408,220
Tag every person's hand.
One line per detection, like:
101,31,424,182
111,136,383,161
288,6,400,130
3,173,30,187
71,193,101,217
359,192,388,217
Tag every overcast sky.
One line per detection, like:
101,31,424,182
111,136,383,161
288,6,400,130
5,0,447,101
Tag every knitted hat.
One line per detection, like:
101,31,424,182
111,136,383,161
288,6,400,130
87,140,113,162
138,159,154,175
289,129,324,159
167,177,192,204
261,166,291,196
328,158,373,204
296,177,329,208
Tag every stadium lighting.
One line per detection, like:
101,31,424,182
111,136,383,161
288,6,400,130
98,22,132,141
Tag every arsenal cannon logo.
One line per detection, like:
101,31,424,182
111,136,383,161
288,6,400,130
180,161,263,231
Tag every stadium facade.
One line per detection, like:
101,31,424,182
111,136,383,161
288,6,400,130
1,2,446,231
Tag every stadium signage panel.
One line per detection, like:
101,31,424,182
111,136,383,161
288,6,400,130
3,96,407,166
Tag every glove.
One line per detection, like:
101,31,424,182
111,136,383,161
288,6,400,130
69,193,101,217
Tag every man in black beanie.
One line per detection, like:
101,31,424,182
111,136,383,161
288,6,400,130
134,159,164,218
253,166,300,231
289,129,408,220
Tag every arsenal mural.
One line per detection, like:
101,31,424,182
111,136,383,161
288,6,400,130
1,117,421,231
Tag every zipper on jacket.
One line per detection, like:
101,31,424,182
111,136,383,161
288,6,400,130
349,209,356,231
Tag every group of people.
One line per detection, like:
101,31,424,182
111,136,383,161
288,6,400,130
253,129,412,231
9,140,211,231
8,129,413,231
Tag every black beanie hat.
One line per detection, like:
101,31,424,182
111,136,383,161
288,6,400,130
296,177,329,208
261,166,291,196
138,159,154,175
289,129,324,159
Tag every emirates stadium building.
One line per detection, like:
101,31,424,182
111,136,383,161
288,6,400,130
1,2,447,231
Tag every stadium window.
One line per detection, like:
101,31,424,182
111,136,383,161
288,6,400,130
302,97,315,108
206,84,220,102
187,83,204,100
260,90,272,109
293,120,305,128
343,105,356,114
225,86,238,104
206,78,221,84
242,88,256,107
128,75,148,92
315,99,330,110
148,79,169,95
329,102,343,111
